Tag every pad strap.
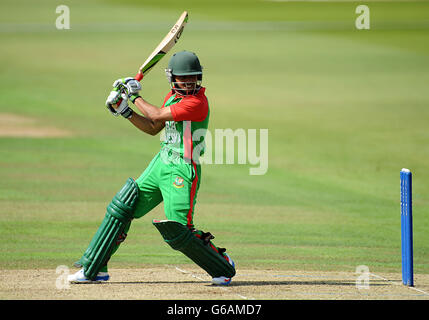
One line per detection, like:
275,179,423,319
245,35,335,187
153,220,235,278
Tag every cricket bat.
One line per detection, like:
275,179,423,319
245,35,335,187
134,11,189,81
110,11,188,113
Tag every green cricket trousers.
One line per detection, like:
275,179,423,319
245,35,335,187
133,149,201,228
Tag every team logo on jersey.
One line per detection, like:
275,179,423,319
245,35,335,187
173,176,184,188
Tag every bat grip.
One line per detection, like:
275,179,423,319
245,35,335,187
134,72,143,81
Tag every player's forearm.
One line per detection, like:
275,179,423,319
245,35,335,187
133,97,174,122
128,111,162,136
133,97,161,121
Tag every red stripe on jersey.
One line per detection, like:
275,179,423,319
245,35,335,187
187,161,198,228
183,120,192,163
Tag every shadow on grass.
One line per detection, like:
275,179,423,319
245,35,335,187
88,280,388,287
228,280,388,287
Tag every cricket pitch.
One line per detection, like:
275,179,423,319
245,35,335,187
1,267,429,300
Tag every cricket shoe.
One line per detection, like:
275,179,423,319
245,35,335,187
212,253,235,286
67,268,110,283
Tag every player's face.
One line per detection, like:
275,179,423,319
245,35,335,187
175,75,198,89
173,75,198,95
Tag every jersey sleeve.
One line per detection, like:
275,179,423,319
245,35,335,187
170,93,209,122
161,91,174,108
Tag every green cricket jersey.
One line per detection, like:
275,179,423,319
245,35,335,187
161,87,210,163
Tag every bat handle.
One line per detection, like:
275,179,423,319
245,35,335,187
134,72,143,81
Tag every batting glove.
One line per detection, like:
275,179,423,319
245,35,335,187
105,90,133,119
113,77,142,103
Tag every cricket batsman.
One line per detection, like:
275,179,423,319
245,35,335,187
68,51,236,285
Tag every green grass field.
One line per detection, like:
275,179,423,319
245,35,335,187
1,0,429,277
